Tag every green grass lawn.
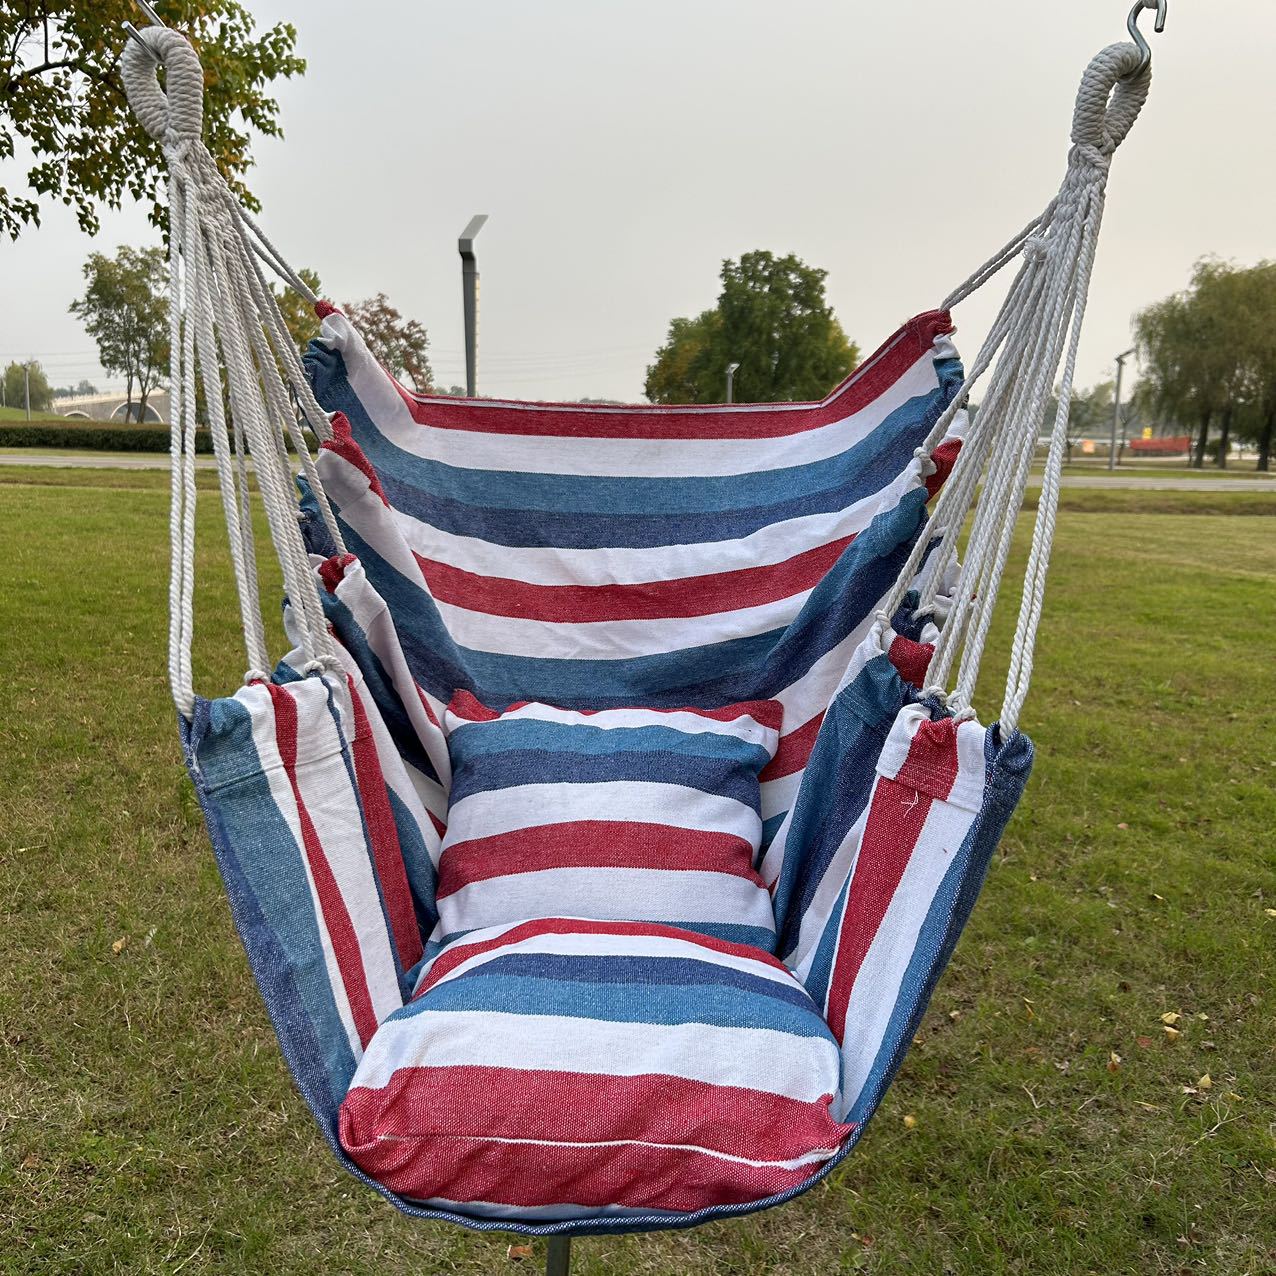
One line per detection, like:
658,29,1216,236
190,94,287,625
1,474,1273,1275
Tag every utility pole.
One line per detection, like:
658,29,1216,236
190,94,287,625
1108,348,1135,471
24,360,31,421
725,361,740,404
458,215,488,397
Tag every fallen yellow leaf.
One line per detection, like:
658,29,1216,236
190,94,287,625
111,936,128,955
902,1114,918,1130
1164,1025,1181,1041
1264,908,1276,918
1196,1074,1212,1090
507,1244,533,1261
1160,1011,1181,1026
1225,1091,1243,1102
1107,1051,1123,1073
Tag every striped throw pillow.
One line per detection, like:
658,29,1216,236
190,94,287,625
339,918,852,1219
435,693,783,951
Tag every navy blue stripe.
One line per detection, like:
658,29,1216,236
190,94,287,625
468,951,807,1008
447,746,762,809
409,972,830,1037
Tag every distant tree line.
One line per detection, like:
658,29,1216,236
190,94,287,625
1134,259,1276,470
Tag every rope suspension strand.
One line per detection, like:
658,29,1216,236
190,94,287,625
120,25,345,717
877,39,1151,734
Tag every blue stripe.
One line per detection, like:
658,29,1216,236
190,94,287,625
409,971,832,1038
187,696,358,1104
844,726,1033,1123
447,715,773,773
465,951,807,1008
336,488,928,710
447,747,763,810
436,919,777,952
771,655,908,952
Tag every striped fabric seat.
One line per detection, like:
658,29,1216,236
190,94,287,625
339,918,851,1221
434,694,782,950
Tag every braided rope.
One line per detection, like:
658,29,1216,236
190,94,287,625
876,42,1150,730
122,26,344,715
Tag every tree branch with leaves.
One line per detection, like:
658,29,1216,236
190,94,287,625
0,1,304,239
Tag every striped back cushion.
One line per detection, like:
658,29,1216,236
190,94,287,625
435,694,782,951
339,918,852,1220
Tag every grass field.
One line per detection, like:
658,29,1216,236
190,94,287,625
0,471,1273,1275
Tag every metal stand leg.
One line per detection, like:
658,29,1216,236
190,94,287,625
545,1235,571,1276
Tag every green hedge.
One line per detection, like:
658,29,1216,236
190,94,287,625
0,421,311,454
0,422,194,452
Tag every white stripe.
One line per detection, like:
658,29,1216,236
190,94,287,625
443,782,760,846
436,867,775,938
241,681,363,1061
431,589,813,659
282,678,404,1029
352,1011,842,1104
834,792,981,1120
394,481,897,588
326,312,947,477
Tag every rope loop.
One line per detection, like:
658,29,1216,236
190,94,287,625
120,27,205,147
1071,42,1150,155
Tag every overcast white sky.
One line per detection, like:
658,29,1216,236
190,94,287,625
2,0,1274,402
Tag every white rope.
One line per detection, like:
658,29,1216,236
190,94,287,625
121,26,344,715
875,42,1150,730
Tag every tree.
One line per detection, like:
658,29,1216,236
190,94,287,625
645,251,859,404
343,293,433,392
0,2,304,239
70,245,169,422
1133,259,1269,469
1,360,52,412
53,379,99,398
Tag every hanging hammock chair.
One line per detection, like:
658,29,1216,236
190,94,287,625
118,4,1157,1249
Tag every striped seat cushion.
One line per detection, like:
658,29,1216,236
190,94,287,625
434,694,783,951
338,918,852,1220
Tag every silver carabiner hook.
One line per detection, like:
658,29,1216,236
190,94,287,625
1125,0,1168,78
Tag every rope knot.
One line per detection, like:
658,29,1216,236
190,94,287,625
1023,234,1050,263
1070,140,1112,175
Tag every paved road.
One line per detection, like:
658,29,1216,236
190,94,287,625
2,452,1274,491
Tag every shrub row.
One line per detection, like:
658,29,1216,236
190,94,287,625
0,422,310,454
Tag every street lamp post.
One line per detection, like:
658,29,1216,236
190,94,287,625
23,360,32,421
458,215,489,397
725,361,740,404
1108,347,1135,471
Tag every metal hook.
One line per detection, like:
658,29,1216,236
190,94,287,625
122,2,167,59
1125,0,1167,78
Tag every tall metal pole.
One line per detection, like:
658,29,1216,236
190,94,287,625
24,360,31,421
1108,347,1135,471
458,214,488,397
725,361,740,404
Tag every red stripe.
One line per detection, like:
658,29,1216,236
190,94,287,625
318,552,358,595
436,821,765,901
387,312,952,439
417,917,791,996
761,711,824,782
343,1122,835,1213
887,636,934,689
894,717,960,798
268,684,380,1048
416,534,853,623
341,1065,848,1171
320,411,388,504
345,677,423,970
824,719,960,1041
925,436,962,499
